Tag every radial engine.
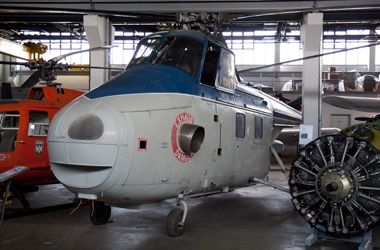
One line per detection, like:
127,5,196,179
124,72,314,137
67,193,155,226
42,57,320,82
289,117,380,237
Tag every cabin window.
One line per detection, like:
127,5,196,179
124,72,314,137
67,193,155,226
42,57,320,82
151,36,203,77
0,111,19,152
255,117,263,140
28,111,49,137
200,44,219,86
236,113,245,138
129,36,162,65
216,50,236,91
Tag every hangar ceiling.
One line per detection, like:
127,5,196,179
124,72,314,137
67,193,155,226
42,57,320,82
0,0,379,42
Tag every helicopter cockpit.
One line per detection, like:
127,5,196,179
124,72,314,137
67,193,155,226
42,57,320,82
128,31,238,94
129,33,203,78
151,36,203,77
128,35,162,66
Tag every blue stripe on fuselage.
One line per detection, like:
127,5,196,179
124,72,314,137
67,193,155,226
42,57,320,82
273,111,302,122
85,63,271,114
85,64,196,99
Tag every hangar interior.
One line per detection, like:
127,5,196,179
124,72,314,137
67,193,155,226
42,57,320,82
0,1,379,135
0,1,380,250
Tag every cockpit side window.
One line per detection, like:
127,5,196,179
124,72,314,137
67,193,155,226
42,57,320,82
0,111,19,152
200,44,219,87
129,36,161,65
28,111,49,137
151,36,203,77
216,50,236,92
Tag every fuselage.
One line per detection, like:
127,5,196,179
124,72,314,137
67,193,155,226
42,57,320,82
47,30,301,207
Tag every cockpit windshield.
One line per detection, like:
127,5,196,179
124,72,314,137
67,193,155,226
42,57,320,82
151,36,203,77
129,36,162,65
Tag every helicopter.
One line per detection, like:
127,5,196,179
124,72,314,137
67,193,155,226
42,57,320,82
0,84,84,210
47,13,302,236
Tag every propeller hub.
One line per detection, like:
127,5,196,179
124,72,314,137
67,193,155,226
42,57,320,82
320,169,354,202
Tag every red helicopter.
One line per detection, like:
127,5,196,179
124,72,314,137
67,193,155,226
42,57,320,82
0,84,84,209
0,41,119,210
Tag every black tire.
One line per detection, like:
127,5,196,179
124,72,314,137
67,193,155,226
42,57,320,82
90,201,111,225
166,207,186,237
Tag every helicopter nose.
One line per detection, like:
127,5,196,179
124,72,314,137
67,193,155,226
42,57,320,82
48,97,128,190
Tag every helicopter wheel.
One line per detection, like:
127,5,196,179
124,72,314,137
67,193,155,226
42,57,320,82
89,201,111,225
289,134,380,237
166,207,186,237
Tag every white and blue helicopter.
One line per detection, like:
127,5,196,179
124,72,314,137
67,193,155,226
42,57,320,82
46,13,303,237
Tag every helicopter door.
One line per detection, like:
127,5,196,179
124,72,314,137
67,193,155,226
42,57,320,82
234,113,246,175
0,112,19,152
252,115,272,174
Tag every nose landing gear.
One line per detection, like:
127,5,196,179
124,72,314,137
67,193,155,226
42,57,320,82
166,193,189,237
90,201,111,225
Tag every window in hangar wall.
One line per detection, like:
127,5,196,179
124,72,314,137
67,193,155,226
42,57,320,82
17,30,146,66
322,40,370,65
16,31,90,65
280,42,303,65
111,31,148,65
207,29,379,66
223,31,275,65
17,28,379,67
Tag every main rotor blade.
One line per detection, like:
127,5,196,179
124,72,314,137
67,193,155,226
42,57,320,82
0,61,27,66
69,65,124,71
238,42,380,73
0,37,30,61
51,45,116,62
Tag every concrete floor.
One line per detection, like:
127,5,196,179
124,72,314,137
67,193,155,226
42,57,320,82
1,169,379,250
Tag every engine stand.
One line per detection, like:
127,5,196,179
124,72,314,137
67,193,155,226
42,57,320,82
305,228,372,250
0,166,29,244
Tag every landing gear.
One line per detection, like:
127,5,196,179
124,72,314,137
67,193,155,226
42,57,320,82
289,135,380,237
166,194,188,237
166,207,186,236
89,201,111,225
